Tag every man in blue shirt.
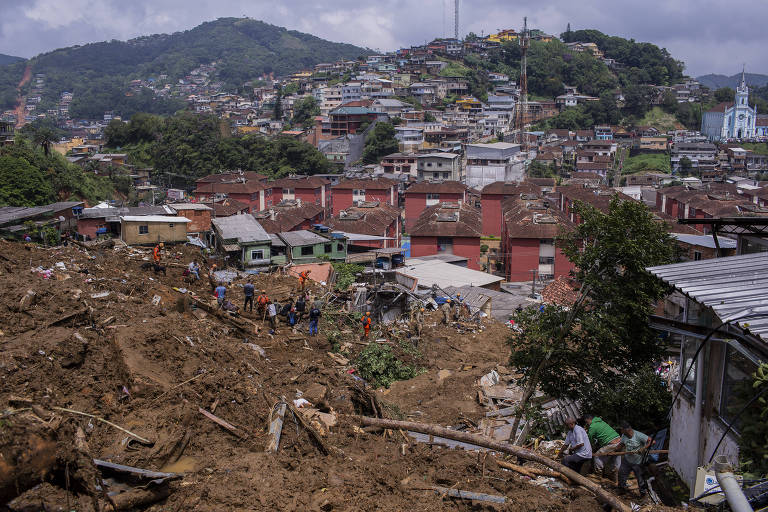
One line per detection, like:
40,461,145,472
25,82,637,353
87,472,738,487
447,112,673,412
560,417,592,473
243,279,255,312
215,284,226,308
617,422,652,496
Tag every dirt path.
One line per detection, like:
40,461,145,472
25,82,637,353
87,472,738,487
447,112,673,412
13,63,32,128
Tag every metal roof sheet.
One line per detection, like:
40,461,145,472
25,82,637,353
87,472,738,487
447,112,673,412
120,216,190,223
277,230,328,247
671,233,737,249
646,252,768,342
400,259,503,289
211,215,270,243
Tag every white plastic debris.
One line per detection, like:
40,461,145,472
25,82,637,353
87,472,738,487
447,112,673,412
293,398,311,408
478,370,500,387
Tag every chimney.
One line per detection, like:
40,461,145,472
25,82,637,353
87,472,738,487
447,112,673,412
270,209,276,221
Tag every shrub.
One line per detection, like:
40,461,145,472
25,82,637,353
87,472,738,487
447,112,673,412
355,343,423,388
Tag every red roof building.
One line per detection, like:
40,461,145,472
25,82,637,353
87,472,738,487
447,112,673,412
330,177,398,214
501,196,575,282
252,200,326,234
268,175,331,212
326,203,401,249
410,202,482,270
479,181,541,237
404,181,468,230
193,172,271,213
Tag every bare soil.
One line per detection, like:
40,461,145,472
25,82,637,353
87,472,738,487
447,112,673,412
0,240,679,511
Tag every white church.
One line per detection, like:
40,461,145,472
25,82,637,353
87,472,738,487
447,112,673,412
701,69,757,141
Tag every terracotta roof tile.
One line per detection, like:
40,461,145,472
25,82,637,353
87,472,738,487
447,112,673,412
410,202,481,237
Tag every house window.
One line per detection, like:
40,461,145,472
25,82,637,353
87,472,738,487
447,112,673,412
251,249,264,260
336,243,344,252
283,188,295,195
680,337,700,394
301,246,314,256
138,225,149,234
324,243,332,253
719,346,759,432
693,251,702,261
443,172,449,179
427,162,433,167
539,256,555,264
437,237,453,253
169,223,174,228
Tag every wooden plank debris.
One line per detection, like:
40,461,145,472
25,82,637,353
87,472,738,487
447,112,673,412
360,416,631,512
265,403,286,452
413,485,507,504
198,407,245,439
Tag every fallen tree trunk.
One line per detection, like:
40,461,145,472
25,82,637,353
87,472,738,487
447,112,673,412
359,416,630,512
495,458,572,484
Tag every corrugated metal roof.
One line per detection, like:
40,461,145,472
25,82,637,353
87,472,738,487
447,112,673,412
401,259,503,289
121,216,190,223
211,214,270,243
671,233,737,249
647,252,768,342
277,230,328,247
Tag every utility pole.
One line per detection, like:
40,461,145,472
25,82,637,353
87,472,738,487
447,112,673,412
454,0,460,40
515,17,530,151
529,268,538,298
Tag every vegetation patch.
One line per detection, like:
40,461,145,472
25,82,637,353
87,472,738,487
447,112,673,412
623,153,671,174
355,342,424,388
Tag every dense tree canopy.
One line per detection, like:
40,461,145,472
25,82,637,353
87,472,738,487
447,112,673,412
4,18,367,118
362,122,399,164
291,96,319,128
507,198,675,438
105,112,332,181
0,138,115,205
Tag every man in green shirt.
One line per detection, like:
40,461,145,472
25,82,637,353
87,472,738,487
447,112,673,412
584,414,621,482
618,422,652,496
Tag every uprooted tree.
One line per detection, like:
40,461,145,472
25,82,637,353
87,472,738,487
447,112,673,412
508,197,675,442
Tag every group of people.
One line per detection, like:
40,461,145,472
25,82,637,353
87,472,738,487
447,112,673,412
560,415,654,497
212,278,322,336
440,294,469,325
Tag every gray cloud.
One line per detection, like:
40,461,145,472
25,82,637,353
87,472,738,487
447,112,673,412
0,0,764,76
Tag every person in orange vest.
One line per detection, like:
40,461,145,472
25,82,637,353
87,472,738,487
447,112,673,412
257,289,269,315
361,311,372,339
299,269,311,291
153,243,164,263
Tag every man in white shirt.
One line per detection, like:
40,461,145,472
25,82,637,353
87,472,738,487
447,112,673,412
560,417,592,473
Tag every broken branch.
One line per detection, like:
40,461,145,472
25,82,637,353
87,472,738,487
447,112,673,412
198,407,245,439
52,407,152,446
359,416,630,512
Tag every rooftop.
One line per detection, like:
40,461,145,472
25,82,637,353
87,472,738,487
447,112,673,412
400,259,503,289
211,214,270,243
121,215,190,223
277,230,329,247
647,252,768,343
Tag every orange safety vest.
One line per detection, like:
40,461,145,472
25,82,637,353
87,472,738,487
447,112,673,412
153,246,161,262
362,317,371,328
257,294,268,305
300,271,308,281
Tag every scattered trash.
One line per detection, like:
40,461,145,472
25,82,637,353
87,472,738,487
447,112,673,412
152,295,162,305
293,398,311,408
91,291,111,299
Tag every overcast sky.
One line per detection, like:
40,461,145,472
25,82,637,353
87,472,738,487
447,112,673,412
0,0,764,77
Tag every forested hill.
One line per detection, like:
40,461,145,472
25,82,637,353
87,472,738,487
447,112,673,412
0,54,24,66
697,73,768,90
0,17,369,116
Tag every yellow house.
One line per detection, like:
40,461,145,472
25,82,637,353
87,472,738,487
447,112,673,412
52,137,86,155
456,96,482,111
120,216,191,245
488,29,518,43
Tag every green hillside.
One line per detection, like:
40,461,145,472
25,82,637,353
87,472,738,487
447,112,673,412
4,18,368,117
0,54,25,66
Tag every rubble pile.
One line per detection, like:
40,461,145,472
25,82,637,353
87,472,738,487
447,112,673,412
0,240,679,511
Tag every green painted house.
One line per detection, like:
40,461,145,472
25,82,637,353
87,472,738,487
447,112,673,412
211,215,272,269
277,230,347,264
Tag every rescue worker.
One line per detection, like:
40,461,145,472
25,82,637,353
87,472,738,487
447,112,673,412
308,304,321,337
453,294,463,321
188,260,200,280
153,242,164,263
441,299,452,325
412,307,424,337
267,300,278,332
208,264,218,292
243,279,255,312
214,283,227,309
361,311,372,339
299,269,311,291
257,289,269,315
295,294,306,323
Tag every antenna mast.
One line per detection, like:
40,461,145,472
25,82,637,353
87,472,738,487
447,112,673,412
516,17,529,150
454,0,460,40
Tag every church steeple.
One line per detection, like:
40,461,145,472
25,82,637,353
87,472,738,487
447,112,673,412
736,64,749,106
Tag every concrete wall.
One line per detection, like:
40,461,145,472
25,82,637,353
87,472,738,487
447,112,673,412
121,221,189,245
410,236,480,270
331,188,393,214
